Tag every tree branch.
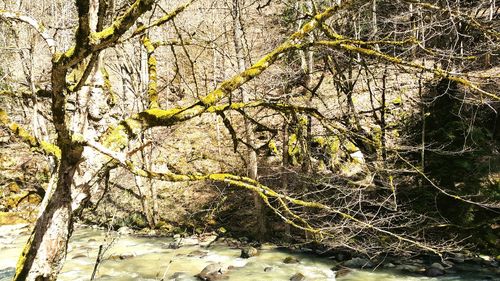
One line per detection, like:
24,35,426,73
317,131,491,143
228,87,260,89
0,10,56,54
0,108,61,158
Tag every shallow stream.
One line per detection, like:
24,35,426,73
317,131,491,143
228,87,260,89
0,224,497,281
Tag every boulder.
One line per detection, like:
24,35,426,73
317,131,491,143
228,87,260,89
199,234,219,247
240,246,258,258
343,257,373,268
188,250,209,258
395,264,424,273
430,262,445,271
176,236,199,246
333,267,352,278
450,253,466,263
425,267,445,277
71,253,87,259
283,256,300,264
171,272,189,281
383,262,395,268
117,226,133,235
264,266,273,272
196,263,225,281
165,242,181,249
290,273,305,281
109,253,135,260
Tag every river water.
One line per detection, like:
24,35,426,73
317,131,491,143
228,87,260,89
0,224,497,280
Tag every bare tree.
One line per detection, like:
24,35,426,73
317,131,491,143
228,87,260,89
0,0,498,280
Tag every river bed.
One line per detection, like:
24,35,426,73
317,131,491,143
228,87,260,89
0,224,498,281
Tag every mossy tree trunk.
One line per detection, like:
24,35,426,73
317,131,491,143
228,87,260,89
12,1,156,279
14,157,79,281
231,0,266,240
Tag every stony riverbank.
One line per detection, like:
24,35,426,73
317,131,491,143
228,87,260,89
1,223,499,281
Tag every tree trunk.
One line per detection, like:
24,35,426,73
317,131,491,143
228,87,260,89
14,159,78,281
232,0,266,240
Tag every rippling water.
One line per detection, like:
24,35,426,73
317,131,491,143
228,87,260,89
0,224,497,281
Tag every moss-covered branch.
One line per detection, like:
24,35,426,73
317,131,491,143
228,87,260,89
55,0,155,69
142,35,159,109
0,108,61,159
85,138,444,255
130,0,197,38
100,5,346,149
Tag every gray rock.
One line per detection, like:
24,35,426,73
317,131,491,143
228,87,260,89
431,262,445,271
188,250,209,258
109,253,135,260
337,268,352,278
171,272,185,278
283,256,300,264
425,267,445,277
240,246,258,258
71,253,87,259
383,262,395,268
117,226,133,235
165,242,181,249
290,272,305,281
395,264,424,273
343,257,373,268
196,263,224,281
199,234,218,247
180,236,199,246
264,266,273,272
171,272,189,281
450,253,465,263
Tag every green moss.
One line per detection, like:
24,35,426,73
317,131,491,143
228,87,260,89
209,174,228,181
288,134,300,165
1,110,61,158
142,36,159,109
345,141,359,153
327,136,340,154
101,67,118,106
0,212,29,225
101,124,130,149
313,136,326,147
40,142,61,159
392,96,402,105
91,26,115,43
268,140,279,155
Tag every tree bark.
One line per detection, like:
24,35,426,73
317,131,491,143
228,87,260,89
14,157,79,281
232,0,266,240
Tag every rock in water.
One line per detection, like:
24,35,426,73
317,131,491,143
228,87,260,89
425,267,445,277
343,257,373,268
188,250,209,258
240,246,258,258
283,256,300,264
196,263,224,281
117,226,133,235
430,262,445,271
334,267,352,278
290,273,305,281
